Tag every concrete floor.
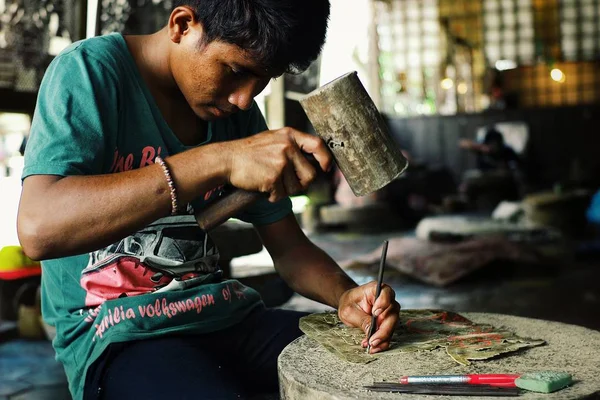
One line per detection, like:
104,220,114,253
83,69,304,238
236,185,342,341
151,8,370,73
1,229,599,399
0,338,71,400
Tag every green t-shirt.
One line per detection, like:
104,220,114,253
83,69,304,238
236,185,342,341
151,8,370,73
22,33,292,400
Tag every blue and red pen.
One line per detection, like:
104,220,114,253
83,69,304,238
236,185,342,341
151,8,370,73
399,374,521,388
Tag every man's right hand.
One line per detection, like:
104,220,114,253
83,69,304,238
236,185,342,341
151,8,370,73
17,127,332,260
225,127,333,202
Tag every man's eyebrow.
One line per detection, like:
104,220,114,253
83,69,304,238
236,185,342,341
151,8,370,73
234,62,270,78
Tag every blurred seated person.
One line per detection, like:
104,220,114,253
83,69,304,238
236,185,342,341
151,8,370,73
460,127,520,172
458,127,523,211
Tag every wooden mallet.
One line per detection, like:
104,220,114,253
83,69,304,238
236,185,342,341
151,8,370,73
195,71,408,231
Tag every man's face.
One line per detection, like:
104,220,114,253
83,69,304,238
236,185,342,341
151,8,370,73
170,31,272,121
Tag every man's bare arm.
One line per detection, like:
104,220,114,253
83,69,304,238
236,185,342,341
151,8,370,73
18,141,230,260
256,214,357,308
18,128,331,260
257,214,400,353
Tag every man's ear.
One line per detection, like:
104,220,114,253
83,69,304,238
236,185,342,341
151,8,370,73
168,6,203,44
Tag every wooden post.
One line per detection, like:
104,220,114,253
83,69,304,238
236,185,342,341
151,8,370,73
267,77,286,129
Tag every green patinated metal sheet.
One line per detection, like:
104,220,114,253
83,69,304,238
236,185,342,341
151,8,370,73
299,309,545,365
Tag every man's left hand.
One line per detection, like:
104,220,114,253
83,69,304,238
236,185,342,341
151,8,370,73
337,282,400,354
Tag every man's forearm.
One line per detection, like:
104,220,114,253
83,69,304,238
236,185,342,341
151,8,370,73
18,142,230,260
274,241,358,309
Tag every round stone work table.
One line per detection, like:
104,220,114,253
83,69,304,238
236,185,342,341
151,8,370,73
278,313,600,399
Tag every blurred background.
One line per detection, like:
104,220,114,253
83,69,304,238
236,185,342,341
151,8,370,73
0,1,599,398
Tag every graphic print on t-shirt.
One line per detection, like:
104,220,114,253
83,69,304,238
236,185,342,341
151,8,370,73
81,215,220,307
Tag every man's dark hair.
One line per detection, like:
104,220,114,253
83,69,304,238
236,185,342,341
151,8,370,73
173,0,330,75
483,127,504,146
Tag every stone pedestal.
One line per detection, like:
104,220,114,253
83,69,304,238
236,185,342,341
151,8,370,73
279,313,600,399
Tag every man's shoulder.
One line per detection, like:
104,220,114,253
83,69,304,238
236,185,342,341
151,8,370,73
52,34,128,76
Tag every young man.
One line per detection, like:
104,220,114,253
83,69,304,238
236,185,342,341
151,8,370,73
17,1,400,399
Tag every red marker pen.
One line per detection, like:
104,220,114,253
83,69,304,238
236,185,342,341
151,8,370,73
399,374,520,387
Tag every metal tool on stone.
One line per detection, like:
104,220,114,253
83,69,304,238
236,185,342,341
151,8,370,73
194,71,408,231
364,382,522,396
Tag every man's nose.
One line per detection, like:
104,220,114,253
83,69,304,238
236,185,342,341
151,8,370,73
229,77,271,111
228,81,255,111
